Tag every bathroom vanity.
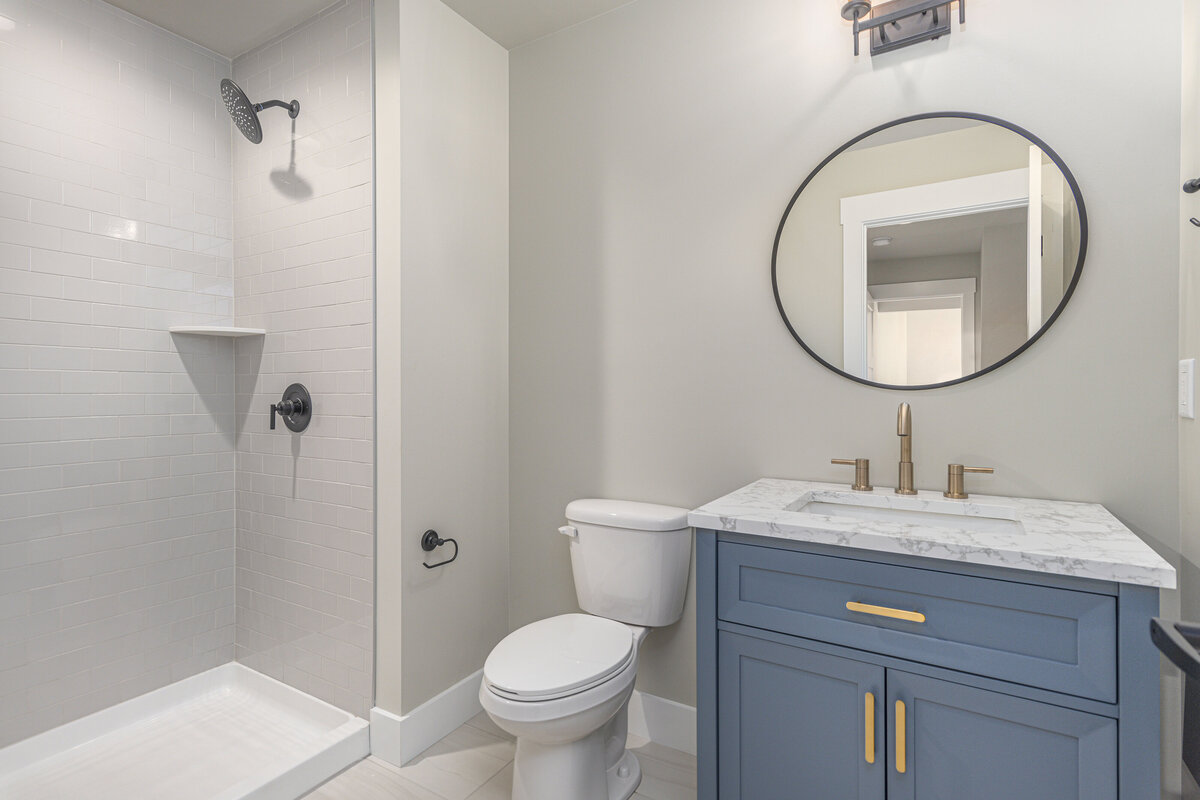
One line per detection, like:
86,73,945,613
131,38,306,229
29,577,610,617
691,479,1175,800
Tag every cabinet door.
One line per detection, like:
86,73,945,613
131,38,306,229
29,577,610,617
718,630,885,800
886,671,1117,800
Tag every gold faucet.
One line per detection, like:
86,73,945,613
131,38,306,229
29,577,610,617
896,403,916,495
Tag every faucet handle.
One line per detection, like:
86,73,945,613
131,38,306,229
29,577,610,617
832,458,873,492
944,464,994,500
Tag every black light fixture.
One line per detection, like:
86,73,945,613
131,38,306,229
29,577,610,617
841,0,965,57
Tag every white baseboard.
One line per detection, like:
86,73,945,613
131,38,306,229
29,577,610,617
627,690,696,756
371,677,695,764
371,669,484,767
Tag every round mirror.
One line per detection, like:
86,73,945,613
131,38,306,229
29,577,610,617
772,113,1087,390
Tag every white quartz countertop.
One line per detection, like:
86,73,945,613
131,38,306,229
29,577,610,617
688,478,1176,589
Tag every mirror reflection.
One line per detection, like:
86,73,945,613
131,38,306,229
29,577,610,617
773,115,1085,388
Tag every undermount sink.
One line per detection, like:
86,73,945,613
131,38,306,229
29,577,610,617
788,493,1024,534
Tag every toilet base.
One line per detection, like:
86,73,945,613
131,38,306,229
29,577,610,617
606,749,642,800
509,715,642,800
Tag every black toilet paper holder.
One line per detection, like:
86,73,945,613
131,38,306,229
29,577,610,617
421,529,458,569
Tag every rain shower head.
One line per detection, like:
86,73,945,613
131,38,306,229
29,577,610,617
220,79,299,145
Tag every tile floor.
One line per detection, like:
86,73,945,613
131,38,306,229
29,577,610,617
302,712,698,800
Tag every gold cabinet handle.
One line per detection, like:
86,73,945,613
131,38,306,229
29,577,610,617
846,601,926,624
896,700,907,774
864,692,876,764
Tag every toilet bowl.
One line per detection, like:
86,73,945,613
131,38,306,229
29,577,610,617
480,614,648,800
480,500,692,800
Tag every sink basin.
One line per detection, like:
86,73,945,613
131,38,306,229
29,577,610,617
789,494,1024,534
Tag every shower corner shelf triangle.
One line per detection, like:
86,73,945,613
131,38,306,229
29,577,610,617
168,326,266,338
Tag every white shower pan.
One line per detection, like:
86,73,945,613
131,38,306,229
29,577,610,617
0,663,369,800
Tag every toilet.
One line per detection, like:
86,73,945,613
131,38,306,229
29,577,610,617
479,499,693,800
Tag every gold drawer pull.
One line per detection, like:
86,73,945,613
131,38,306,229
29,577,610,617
864,691,875,764
896,700,907,774
846,601,926,624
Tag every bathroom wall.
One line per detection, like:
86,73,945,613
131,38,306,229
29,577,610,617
375,0,510,715
979,223,1029,366
510,0,1183,715
230,0,375,718
0,0,235,746
1179,0,1200,796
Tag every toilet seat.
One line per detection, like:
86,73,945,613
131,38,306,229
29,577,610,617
484,614,635,702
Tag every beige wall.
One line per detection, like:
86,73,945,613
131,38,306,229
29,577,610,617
375,0,510,714
1181,1,1200,797
1182,0,1200,622
979,223,1027,367
511,0,1182,712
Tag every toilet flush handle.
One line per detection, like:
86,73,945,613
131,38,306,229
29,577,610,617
558,525,578,539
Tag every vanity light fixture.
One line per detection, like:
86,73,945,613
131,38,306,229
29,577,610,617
840,0,965,57
871,236,893,247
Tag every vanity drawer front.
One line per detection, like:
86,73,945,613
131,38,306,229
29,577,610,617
716,542,1117,702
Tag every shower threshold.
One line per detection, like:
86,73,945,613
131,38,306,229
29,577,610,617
0,663,369,800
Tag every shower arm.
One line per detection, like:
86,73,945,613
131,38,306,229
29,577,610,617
254,99,301,119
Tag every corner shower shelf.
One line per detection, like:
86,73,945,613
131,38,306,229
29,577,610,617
168,326,266,338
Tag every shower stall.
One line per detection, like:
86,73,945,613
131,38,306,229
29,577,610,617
0,0,375,796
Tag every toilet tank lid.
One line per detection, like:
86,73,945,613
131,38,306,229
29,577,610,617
565,499,690,531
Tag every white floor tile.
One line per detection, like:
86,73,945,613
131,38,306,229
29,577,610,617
305,757,446,800
464,710,514,741
386,725,512,800
464,762,513,800
306,720,697,800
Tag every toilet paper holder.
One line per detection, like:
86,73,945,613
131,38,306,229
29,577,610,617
421,529,458,569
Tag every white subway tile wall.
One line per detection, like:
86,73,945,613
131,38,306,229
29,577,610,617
231,0,374,718
0,0,236,746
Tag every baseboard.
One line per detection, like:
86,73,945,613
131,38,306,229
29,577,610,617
370,678,696,764
371,668,484,766
627,690,697,756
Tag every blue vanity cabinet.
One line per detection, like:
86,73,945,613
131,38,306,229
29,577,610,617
696,531,1162,800
887,671,1117,800
718,630,885,799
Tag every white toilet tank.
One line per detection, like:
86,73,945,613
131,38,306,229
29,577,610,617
562,499,692,628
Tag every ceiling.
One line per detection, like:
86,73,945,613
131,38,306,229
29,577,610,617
424,0,635,49
108,0,636,56
869,207,1027,262
105,0,341,59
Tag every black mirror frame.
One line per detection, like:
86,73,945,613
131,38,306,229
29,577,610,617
771,111,1089,391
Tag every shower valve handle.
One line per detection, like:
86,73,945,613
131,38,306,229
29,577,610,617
269,384,313,432
270,398,303,430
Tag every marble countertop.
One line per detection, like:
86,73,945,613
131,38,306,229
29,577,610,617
688,478,1176,589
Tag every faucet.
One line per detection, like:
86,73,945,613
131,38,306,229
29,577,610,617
896,402,916,495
